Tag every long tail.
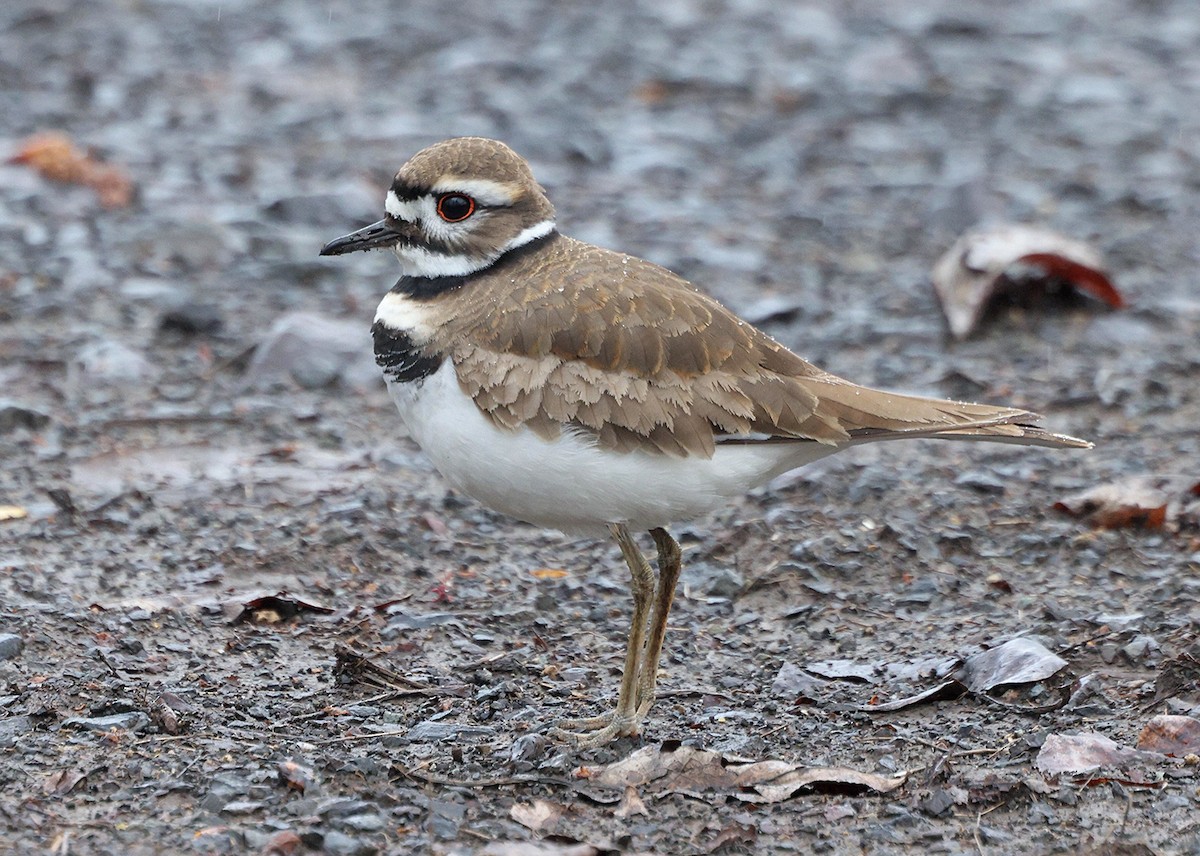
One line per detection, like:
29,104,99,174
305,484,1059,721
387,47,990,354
846,411,1092,449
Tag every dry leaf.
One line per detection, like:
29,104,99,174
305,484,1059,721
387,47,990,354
1152,646,1200,705
862,679,966,712
1054,476,1181,530
531,568,569,580
233,592,335,624
43,769,88,796
613,785,648,819
1137,715,1200,757
1035,732,1150,776
276,760,315,793
804,659,877,683
510,799,564,833
932,224,1123,339
957,638,1068,693
10,131,134,208
587,744,904,802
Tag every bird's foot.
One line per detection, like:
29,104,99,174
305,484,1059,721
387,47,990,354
550,709,644,748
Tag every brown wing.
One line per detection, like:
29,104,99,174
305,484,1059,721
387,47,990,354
442,235,1071,458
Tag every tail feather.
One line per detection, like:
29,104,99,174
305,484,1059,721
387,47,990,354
719,410,1092,450
847,411,1093,450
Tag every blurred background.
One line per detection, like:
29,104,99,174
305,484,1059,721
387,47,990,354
3,0,1195,396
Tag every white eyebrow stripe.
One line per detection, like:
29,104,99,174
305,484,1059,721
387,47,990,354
429,177,520,207
385,190,423,221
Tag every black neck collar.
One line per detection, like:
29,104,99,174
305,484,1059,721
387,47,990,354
391,230,560,300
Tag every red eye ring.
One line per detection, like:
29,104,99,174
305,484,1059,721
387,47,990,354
436,193,476,222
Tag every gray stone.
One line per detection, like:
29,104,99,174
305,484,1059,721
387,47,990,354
321,830,368,856
0,716,35,749
75,339,151,384
63,712,151,733
244,312,381,391
340,813,386,833
0,634,23,661
0,403,50,433
406,720,496,742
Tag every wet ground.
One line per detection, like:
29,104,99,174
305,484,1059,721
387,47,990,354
2,0,1200,853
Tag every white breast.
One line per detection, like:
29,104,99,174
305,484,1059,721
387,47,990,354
387,364,840,537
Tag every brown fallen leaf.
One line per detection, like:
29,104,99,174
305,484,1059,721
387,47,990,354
957,638,1069,693
932,224,1123,339
862,679,966,712
586,744,904,802
1150,645,1200,707
276,760,316,793
1054,476,1193,530
1137,714,1200,757
233,592,335,624
43,769,88,796
705,821,757,853
509,799,565,833
10,131,134,208
261,830,303,856
1035,732,1153,776
613,785,648,819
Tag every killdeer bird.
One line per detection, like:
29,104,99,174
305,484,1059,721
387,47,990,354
321,137,1090,747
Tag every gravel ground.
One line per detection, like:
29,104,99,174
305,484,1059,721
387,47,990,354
2,1,1199,853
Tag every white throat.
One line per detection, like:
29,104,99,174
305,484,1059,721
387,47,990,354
391,219,557,278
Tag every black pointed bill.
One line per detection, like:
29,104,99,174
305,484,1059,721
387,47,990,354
319,219,407,256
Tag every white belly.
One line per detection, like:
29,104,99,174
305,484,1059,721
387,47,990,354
387,364,840,536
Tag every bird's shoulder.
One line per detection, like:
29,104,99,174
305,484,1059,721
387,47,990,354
447,235,825,379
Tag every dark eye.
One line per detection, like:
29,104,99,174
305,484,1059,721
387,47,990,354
436,193,476,222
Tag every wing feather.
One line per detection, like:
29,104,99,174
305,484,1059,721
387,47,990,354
437,235,1084,458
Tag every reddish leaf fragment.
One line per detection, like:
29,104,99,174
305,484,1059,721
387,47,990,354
986,573,1014,593
1016,253,1125,309
234,592,334,624
1069,775,1164,789
531,567,569,580
276,760,316,793
1137,715,1200,757
10,131,134,208
932,224,1122,339
261,830,303,856
419,511,449,535
1054,477,1173,530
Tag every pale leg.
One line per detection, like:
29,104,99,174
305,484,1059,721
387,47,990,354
551,526,684,748
634,527,682,717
